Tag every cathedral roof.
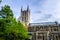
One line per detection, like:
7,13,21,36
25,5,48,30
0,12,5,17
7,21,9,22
29,22,58,26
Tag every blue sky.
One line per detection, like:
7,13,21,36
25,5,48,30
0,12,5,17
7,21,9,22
0,0,60,23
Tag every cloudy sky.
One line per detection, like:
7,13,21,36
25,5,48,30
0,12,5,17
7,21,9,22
0,0,60,23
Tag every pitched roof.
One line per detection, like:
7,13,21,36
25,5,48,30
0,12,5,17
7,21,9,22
29,22,57,26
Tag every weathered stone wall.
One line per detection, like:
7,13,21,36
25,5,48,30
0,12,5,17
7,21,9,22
28,24,60,40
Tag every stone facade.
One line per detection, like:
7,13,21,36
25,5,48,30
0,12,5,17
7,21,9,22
18,6,30,29
18,7,60,40
28,22,60,40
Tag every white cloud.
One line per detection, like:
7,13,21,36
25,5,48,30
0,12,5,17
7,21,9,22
30,0,60,23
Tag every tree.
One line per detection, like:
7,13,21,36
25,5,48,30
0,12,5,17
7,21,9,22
0,5,28,40
0,0,2,3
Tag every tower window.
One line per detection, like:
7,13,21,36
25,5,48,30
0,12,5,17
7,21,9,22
38,36,42,39
56,36,58,40
54,28,58,31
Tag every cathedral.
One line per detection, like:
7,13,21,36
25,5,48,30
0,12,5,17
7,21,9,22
18,6,60,40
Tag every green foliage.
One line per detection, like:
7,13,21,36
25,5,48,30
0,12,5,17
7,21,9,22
0,0,2,3
1,5,13,18
0,5,28,40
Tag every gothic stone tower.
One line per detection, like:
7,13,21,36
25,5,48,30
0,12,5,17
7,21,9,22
20,6,30,29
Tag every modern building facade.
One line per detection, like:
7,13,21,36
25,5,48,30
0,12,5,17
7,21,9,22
18,6,60,40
